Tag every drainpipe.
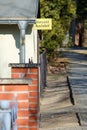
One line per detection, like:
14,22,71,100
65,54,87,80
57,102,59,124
18,21,28,63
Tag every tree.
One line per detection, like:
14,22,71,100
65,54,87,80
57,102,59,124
40,0,76,61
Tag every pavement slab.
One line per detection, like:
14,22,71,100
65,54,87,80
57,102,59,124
40,112,79,129
40,74,73,113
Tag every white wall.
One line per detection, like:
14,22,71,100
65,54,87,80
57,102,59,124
26,26,37,63
0,24,37,78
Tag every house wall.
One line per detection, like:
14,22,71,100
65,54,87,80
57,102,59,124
0,24,37,78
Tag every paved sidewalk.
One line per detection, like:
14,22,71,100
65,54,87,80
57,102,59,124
65,49,87,128
40,74,79,130
40,49,87,130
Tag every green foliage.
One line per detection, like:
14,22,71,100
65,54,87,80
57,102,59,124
40,0,76,60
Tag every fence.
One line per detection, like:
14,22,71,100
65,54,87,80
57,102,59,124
40,50,47,94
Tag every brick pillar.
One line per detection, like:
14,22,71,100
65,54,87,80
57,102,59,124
6,63,39,130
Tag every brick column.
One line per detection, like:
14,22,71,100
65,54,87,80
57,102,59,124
0,64,39,130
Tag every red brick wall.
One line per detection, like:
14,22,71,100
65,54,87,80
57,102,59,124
0,67,39,130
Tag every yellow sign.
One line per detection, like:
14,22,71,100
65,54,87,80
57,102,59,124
34,18,52,30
